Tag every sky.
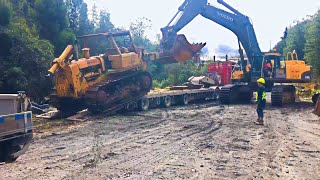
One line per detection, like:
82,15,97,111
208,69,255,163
85,0,320,55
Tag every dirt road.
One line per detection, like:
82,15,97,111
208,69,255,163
1,100,320,179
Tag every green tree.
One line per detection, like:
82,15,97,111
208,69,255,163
66,0,83,32
78,2,92,35
130,17,158,51
55,30,76,55
283,20,309,59
91,3,99,30
305,11,320,75
0,17,54,101
0,0,12,58
152,61,208,88
274,27,288,54
96,10,114,33
35,0,68,45
0,0,12,26
10,0,36,26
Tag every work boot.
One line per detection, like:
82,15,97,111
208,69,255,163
254,118,264,125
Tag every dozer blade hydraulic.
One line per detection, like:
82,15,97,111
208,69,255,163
158,34,206,64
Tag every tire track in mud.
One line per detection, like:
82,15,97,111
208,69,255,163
88,105,223,152
253,105,320,179
2,101,319,179
191,104,280,179
80,105,226,176
52,104,222,177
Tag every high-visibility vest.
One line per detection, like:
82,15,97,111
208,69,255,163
256,91,266,101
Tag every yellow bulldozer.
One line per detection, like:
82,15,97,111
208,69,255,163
48,31,205,113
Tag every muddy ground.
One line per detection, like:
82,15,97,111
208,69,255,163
1,97,320,179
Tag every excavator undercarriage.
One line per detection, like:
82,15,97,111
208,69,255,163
219,84,253,104
271,85,296,106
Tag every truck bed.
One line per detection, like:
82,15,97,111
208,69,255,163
0,112,32,140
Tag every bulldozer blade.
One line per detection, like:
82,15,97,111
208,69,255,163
158,34,206,64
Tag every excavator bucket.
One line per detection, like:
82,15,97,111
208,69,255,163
158,34,206,64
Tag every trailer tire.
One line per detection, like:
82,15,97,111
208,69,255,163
0,142,19,163
139,98,150,111
155,97,161,106
162,96,172,108
124,103,135,111
180,94,189,105
214,87,221,100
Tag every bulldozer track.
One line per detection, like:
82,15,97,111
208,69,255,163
85,70,152,114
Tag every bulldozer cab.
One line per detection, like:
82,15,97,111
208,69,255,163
78,31,143,70
106,32,137,56
78,31,137,57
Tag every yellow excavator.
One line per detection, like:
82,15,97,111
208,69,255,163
160,0,312,106
48,31,205,113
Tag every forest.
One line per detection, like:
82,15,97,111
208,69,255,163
0,0,320,101
275,10,320,75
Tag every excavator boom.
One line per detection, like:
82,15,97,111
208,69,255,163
161,0,263,79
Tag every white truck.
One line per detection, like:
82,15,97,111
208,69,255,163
0,92,33,163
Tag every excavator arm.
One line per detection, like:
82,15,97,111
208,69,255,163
161,0,264,77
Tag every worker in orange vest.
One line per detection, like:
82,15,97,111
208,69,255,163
263,60,272,77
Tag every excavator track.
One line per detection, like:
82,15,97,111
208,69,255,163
220,85,234,104
220,84,253,104
85,70,152,113
271,85,296,106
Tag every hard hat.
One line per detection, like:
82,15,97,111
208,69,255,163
257,78,265,84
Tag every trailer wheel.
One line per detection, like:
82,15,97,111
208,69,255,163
124,103,135,111
181,94,189,105
162,96,172,108
0,142,19,163
139,98,150,111
214,87,221,100
155,97,161,106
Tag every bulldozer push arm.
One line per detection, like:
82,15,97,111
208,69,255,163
48,45,74,75
161,0,264,80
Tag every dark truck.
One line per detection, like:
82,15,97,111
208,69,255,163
0,92,33,163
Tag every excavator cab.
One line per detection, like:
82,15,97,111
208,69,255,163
262,52,285,79
261,50,312,83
